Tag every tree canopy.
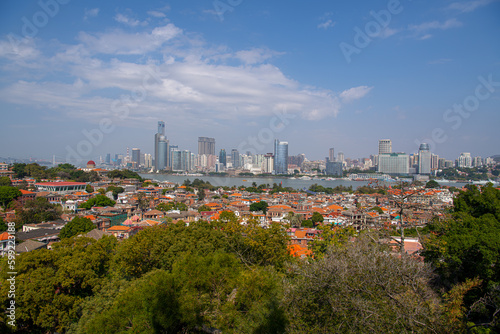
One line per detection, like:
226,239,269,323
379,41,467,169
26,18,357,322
79,194,116,210
59,217,95,239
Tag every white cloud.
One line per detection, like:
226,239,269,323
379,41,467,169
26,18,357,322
379,27,399,38
147,11,167,18
339,86,373,103
114,13,142,27
0,37,39,60
84,8,99,20
234,48,283,65
448,0,496,12
77,24,182,55
408,18,462,39
317,20,335,30
0,22,373,128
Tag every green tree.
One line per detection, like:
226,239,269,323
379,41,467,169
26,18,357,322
198,204,211,212
79,194,116,210
309,225,357,259
310,212,324,226
0,216,7,232
156,201,188,212
369,206,384,214
0,186,21,208
285,234,443,333
0,176,12,186
423,184,500,331
12,163,27,178
15,197,61,227
426,179,440,188
85,184,94,193
59,217,95,239
249,200,269,214
0,236,117,333
301,219,313,228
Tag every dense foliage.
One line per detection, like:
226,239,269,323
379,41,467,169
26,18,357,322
423,183,500,331
11,163,100,182
78,194,116,210
2,184,500,332
59,217,95,239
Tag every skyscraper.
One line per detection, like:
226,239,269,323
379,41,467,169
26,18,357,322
329,148,335,162
198,137,216,155
219,149,227,167
457,153,472,168
154,121,169,170
378,139,392,155
231,149,240,169
378,153,409,174
274,139,288,174
418,143,431,175
132,148,141,168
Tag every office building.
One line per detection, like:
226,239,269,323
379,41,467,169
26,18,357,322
329,148,335,162
337,152,345,164
378,153,409,174
157,139,169,170
231,148,241,169
105,153,111,165
378,139,392,155
219,149,227,167
132,148,141,168
326,161,343,176
231,149,240,169
198,137,215,156
263,153,274,173
274,139,289,174
154,121,169,170
144,154,152,168
418,143,431,175
457,153,472,168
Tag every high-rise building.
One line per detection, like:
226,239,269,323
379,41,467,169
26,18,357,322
154,121,168,170
105,153,111,165
219,149,227,167
457,152,472,168
326,161,343,176
274,139,289,174
144,154,152,168
157,139,169,170
418,143,431,175
378,139,392,155
231,149,240,169
378,153,409,174
473,156,482,167
168,145,178,168
329,148,335,162
132,148,141,168
337,152,345,164
431,154,439,170
263,153,274,173
198,137,216,156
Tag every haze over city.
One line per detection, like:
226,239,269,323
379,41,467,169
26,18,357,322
1,0,499,162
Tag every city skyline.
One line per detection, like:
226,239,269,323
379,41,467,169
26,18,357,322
1,0,499,161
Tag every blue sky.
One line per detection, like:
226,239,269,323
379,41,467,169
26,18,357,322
0,0,499,164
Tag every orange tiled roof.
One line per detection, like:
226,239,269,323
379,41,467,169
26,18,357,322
107,225,131,231
0,232,11,241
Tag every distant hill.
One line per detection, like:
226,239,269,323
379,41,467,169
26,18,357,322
491,155,500,162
